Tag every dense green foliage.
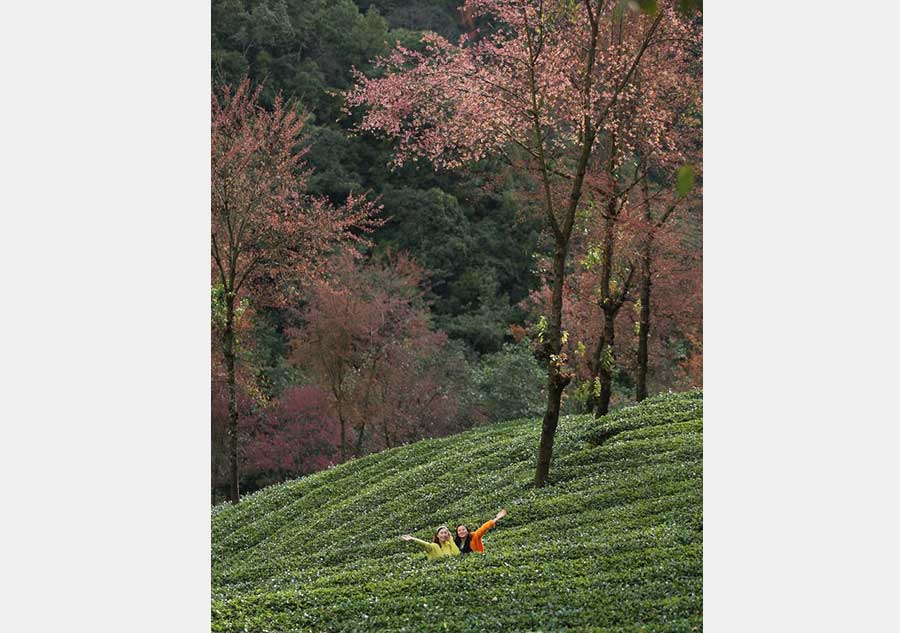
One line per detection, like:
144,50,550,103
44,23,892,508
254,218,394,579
212,0,542,357
212,390,702,631
466,341,547,423
211,0,550,501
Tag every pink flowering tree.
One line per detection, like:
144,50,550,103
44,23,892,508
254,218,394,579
292,252,463,460
212,78,382,503
577,21,701,416
348,0,700,486
628,39,702,401
242,385,339,488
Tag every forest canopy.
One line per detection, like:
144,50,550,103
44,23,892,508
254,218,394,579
211,0,701,502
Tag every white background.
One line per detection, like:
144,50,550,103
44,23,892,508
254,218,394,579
1,1,898,630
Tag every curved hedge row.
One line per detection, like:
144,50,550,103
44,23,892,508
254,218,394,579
212,390,703,632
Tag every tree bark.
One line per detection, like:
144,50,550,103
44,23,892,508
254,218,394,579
354,422,367,457
586,332,604,414
594,196,618,418
224,294,240,504
534,243,573,487
337,403,347,462
596,308,616,417
636,174,658,402
636,236,652,402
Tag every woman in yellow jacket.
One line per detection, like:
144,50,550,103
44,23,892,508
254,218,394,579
400,525,460,560
454,508,507,554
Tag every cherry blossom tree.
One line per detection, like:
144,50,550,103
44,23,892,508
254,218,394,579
293,251,463,460
242,385,339,488
526,197,641,415
586,24,702,403
580,9,701,414
633,174,701,400
527,199,700,415
212,78,382,503
526,9,702,411
348,0,699,486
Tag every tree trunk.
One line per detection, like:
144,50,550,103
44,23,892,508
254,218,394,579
597,309,616,417
224,295,240,504
534,244,572,487
354,422,367,457
635,242,651,401
535,375,566,486
337,404,347,462
586,332,605,414
636,176,653,402
595,200,617,418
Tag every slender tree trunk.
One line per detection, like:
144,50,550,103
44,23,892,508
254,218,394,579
588,311,620,417
337,403,347,462
594,198,617,418
224,294,240,504
383,425,395,449
597,309,616,417
355,355,380,457
534,243,572,487
636,241,652,402
636,175,653,402
354,422,367,457
586,332,604,414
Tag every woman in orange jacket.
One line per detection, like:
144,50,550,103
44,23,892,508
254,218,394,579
454,508,507,554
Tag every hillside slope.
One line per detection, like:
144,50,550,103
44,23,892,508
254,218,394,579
212,390,703,632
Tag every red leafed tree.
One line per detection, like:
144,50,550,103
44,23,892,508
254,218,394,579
362,335,464,451
347,0,699,486
531,195,700,412
633,176,702,400
576,195,642,417
242,385,339,488
524,200,637,411
212,78,382,503
574,9,701,416
293,251,464,460
599,6,702,402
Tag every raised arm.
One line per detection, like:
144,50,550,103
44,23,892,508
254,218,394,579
401,534,438,555
473,509,507,539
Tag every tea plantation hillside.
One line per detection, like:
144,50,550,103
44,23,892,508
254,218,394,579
212,390,703,632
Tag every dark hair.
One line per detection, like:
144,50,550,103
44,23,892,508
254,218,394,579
454,525,472,553
432,525,450,544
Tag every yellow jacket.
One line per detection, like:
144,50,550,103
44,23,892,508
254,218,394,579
408,536,460,560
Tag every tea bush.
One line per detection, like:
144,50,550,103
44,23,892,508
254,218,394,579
212,390,702,632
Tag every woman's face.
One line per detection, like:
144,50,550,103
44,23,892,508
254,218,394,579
456,525,468,539
437,527,452,541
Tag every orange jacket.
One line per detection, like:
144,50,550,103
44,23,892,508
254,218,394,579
466,519,496,553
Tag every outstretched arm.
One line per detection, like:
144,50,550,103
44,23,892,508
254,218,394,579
401,534,438,554
473,509,507,539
